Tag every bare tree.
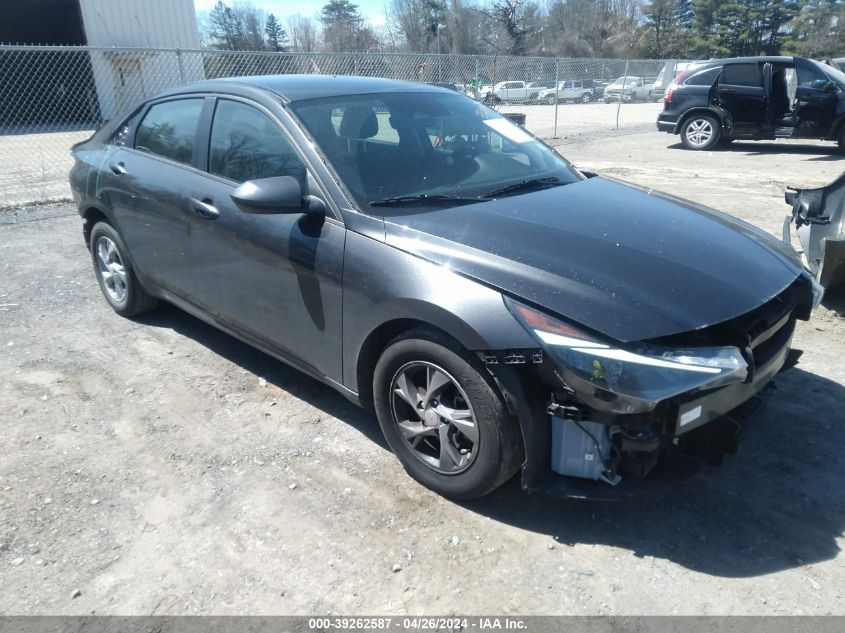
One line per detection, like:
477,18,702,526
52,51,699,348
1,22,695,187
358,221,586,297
287,15,319,52
477,0,536,55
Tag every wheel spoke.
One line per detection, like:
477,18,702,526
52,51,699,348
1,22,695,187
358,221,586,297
433,403,477,443
97,241,110,268
437,425,463,472
397,420,435,441
394,371,421,415
112,264,127,285
421,367,451,408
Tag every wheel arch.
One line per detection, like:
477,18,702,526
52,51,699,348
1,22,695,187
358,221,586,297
674,107,728,135
354,311,488,411
81,205,113,249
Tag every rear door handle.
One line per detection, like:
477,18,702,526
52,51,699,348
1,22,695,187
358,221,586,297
190,197,220,220
109,161,127,175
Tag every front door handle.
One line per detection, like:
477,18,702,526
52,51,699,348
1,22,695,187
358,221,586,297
190,197,220,220
109,161,127,175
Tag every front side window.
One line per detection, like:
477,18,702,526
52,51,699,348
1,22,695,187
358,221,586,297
797,62,830,89
135,99,203,164
208,99,306,185
291,91,582,211
722,63,761,87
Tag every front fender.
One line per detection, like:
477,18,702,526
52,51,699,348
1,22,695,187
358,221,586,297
341,231,537,394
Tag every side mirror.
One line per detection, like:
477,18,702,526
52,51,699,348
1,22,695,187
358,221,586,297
231,176,326,215
824,81,838,93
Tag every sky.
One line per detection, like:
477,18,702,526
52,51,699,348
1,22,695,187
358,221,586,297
193,0,388,28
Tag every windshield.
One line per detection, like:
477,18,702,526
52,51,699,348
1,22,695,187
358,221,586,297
289,91,582,212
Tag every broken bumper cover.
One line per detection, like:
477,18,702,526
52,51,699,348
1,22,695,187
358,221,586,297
490,280,813,500
784,171,845,290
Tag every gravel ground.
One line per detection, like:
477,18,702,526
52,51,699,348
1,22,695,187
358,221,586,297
0,130,843,616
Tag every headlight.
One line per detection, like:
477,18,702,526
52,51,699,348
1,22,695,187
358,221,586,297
507,300,748,412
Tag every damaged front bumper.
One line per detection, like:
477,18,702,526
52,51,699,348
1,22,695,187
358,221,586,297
784,171,845,290
487,276,815,500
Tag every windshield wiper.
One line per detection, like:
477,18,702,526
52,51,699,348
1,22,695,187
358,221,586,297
484,177,562,198
369,193,490,207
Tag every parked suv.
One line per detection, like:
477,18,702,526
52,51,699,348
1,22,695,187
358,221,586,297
537,80,594,104
658,56,845,150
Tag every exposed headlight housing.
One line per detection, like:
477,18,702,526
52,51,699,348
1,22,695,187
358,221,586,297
507,299,748,413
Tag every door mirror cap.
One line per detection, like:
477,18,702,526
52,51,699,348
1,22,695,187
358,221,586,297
823,80,838,93
231,175,325,215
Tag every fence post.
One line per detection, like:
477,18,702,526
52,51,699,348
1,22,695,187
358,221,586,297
176,48,185,84
474,57,480,99
616,58,629,131
553,58,560,138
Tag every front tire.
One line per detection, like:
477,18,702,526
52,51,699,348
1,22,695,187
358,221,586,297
680,114,721,150
373,329,522,500
580,93,591,103
89,222,158,317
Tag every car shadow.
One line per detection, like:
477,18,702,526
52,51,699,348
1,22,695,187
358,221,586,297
135,303,388,451
458,365,845,578
137,306,844,578
822,284,845,316
668,140,840,159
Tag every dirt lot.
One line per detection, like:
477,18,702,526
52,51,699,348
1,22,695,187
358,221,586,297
1,130,844,616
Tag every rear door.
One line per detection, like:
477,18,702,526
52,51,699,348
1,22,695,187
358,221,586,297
187,97,346,382
794,58,838,137
717,62,766,135
107,96,208,298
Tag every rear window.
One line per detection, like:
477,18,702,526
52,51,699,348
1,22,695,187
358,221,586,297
722,63,761,87
684,66,721,86
135,99,204,165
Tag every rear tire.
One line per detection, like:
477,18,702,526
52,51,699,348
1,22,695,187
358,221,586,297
373,328,523,500
89,222,158,318
838,127,845,153
581,93,591,103
680,114,721,150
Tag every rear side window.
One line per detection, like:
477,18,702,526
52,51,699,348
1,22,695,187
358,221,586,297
722,63,761,87
209,99,306,185
135,99,203,164
685,66,721,86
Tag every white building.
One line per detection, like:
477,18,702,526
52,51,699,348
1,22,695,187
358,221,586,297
79,0,206,118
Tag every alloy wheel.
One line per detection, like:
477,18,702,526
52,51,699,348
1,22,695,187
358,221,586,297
95,236,127,302
389,361,479,475
685,118,714,148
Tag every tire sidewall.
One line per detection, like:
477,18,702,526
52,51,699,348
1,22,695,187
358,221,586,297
373,334,515,499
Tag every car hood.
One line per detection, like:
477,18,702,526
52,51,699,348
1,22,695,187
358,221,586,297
382,177,803,343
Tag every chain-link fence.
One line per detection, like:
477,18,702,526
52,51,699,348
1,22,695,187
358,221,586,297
0,45,672,206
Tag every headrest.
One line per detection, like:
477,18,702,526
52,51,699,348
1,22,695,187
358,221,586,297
339,105,378,139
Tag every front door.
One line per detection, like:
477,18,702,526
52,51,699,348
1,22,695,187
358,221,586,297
793,58,839,137
187,98,346,383
717,62,766,136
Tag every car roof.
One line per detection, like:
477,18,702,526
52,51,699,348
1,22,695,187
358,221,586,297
157,74,455,104
694,56,798,67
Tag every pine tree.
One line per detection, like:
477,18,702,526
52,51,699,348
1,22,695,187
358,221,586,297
265,13,288,51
